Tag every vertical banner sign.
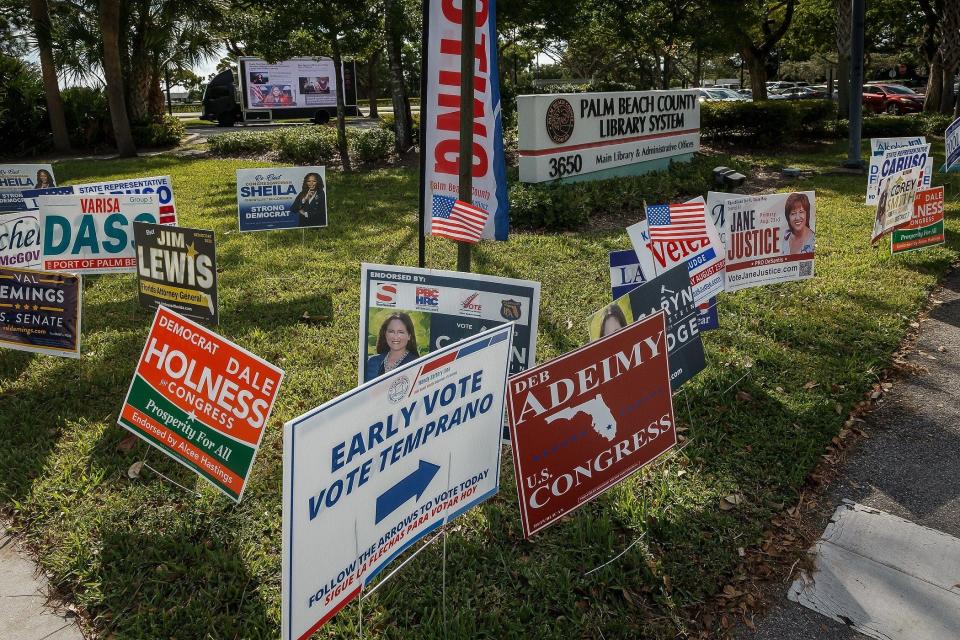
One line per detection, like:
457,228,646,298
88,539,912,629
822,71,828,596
866,139,931,205
283,325,514,640
134,222,219,324
75,176,177,224
40,194,160,274
118,306,284,502
236,167,328,232
724,192,817,292
590,263,705,390
421,0,509,240
0,164,56,211
359,263,540,384
946,118,960,171
0,266,81,358
891,187,945,255
507,311,675,538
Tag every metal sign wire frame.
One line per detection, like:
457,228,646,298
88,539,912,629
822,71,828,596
136,448,203,499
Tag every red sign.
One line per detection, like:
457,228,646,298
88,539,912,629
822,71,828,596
506,311,676,538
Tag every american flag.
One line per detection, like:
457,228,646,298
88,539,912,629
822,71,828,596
647,202,709,242
250,85,265,105
431,195,489,243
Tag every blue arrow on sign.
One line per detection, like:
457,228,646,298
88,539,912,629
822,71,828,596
375,460,441,525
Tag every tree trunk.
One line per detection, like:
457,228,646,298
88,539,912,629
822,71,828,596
99,0,136,156
833,0,852,118
924,53,943,112
127,54,155,123
744,48,768,100
942,65,957,114
148,62,166,120
837,55,850,118
29,0,70,151
661,51,672,90
367,53,379,119
330,36,351,172
385,0,413,152
941,1,959,114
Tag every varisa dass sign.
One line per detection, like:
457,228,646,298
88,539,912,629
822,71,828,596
517,90,700,183
507,311,675,538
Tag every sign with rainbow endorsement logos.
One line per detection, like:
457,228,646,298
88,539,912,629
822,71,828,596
118,306,284,502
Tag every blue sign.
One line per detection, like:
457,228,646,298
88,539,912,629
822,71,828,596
946,117,960,172
237,167,328,232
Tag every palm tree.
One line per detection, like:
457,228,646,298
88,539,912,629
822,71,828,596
99,0,135,155
29,0,70,151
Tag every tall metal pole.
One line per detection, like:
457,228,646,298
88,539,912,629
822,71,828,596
844,0,865,169
417,0,430,269
456,0,476,272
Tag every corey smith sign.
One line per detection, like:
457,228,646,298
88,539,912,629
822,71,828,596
517,90,699,183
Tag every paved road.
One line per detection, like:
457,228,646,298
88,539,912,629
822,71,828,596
739,268,960,639
0,526,83,640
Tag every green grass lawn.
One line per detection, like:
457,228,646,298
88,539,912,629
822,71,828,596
1,142,958,639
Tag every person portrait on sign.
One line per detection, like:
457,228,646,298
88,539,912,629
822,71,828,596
291,172,326,227
599,303,628,338
780,192,815,255
36,169,55,189
262,85,293,106
365,312,419,380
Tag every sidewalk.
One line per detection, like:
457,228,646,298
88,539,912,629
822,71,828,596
740,267,960,639
0,526,83,640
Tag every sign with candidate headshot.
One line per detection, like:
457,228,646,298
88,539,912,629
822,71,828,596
283,324,513,640
237,167,328,232
589,263,705,390
359,264,541,385
723,191,816,292
134,221,218,324
0,164,56,211
0,266,81,358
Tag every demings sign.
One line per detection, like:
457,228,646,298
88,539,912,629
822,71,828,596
518,90,700,183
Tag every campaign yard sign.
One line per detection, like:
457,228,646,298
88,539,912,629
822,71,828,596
134,222,218,324
871,150,924,244
0,187,75,270
946,118,960,171
0,266,81,358
866,140,931,206
237,167,328,232
608,248,718,332
590,263,704,390
118,306,284,502
891,187,945,255
724,192,816,292
74,176,177,224
39,193,160,274
0,164,56,211
359,264,540,384
507,311,675,538
283,324,514,640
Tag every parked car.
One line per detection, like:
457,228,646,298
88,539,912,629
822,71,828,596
766,81,798,91
769,86,823,100
737,88,753,98
862,83,924,115
707,87,750,101
697,88,740,102
809,85,838,99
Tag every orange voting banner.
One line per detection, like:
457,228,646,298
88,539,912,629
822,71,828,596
118,306,284,501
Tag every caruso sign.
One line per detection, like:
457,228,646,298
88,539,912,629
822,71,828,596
517,90,700,183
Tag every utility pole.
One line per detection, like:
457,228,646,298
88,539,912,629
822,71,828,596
844,0,865,169
456,0,476,272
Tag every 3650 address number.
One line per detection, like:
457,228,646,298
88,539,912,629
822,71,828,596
548,154,583,178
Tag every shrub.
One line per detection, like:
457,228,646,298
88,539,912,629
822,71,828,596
701,100,837,146
917,112,955,137
509,156,714,231
208,130,277,155
350,127,395,163
378,112,421,144
0,55,48,155
858,114,925,138
61,87,111,149
131,115,185,147
274,127,339,164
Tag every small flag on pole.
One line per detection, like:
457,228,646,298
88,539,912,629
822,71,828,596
647,202,709,242
431,195,489,244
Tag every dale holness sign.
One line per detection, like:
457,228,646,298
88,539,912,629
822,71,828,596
517,90,700,183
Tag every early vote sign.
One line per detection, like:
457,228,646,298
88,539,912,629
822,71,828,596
134,222,218,324
283,325,513,640
40,193,160,274
0,266,81,358
118,306,284,501
507,311,675,538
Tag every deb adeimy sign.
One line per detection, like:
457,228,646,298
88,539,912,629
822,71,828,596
517,90,700,183
283,324,514,640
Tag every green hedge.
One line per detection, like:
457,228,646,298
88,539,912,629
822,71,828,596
131,115,186,148
209,125,396,165
701,100,836,146
509,156,715,231
378,112,421,143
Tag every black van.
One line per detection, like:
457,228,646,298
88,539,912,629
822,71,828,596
201,62,360,127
